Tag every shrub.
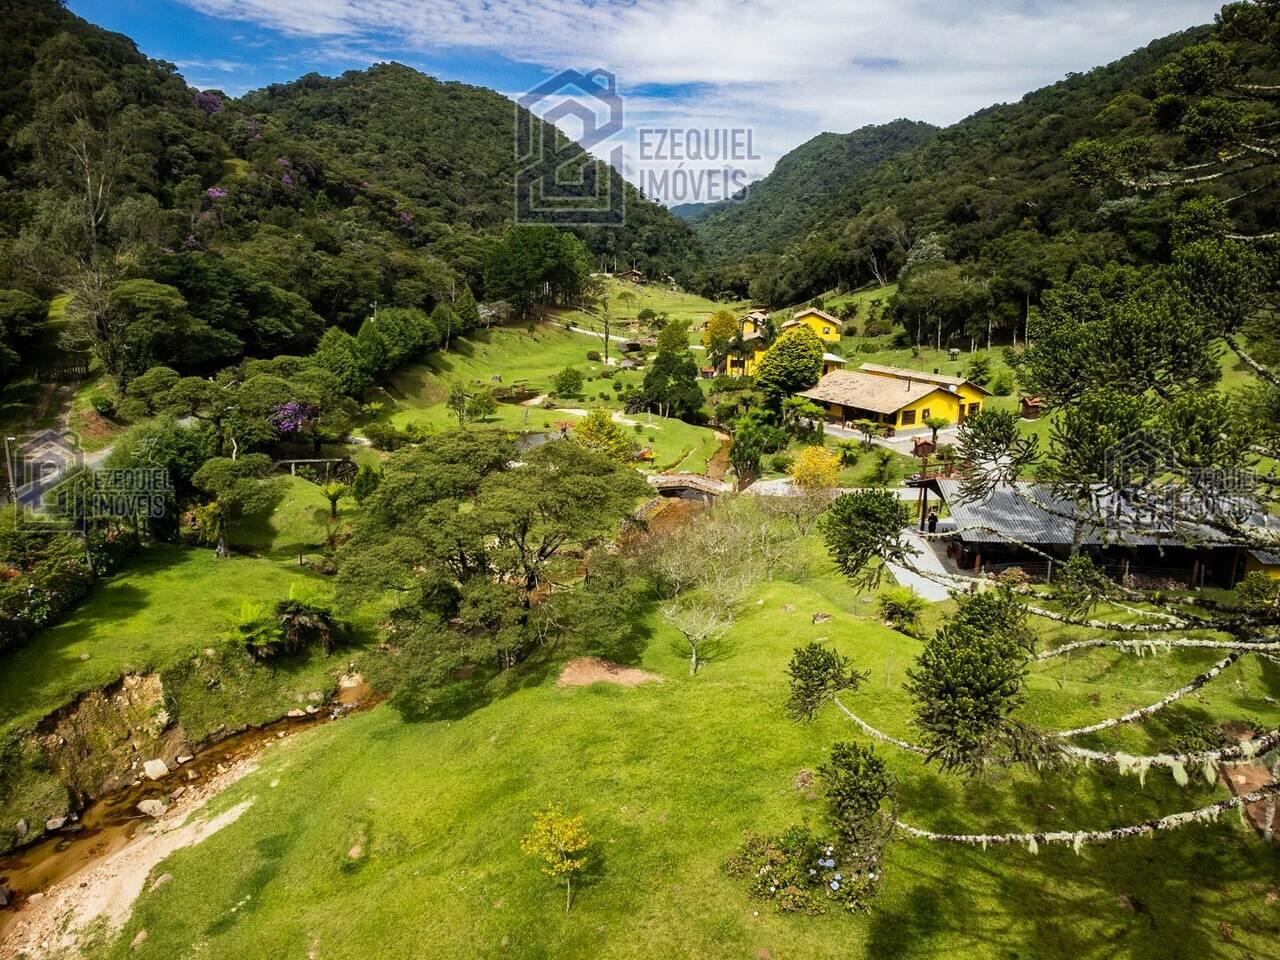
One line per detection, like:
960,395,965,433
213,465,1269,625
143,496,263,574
726,825,882,915
788,445,841,490
769,453,793,474
877,586,927,635
404,421,434,443
967,356,992,386
351,463,382,504
553,367,584,397
863,317,893,337
1236,571,1280,611
586,350,601,362
364,422,407,451
88,391,115,417
990,373,1013,396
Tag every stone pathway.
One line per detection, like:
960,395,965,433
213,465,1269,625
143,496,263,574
885,527,953,602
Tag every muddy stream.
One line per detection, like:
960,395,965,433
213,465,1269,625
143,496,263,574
0,679,372,942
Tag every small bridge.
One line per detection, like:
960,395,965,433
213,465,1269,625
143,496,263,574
273,458,358,485
647,473,731,501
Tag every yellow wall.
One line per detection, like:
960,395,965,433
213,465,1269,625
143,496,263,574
727,346,766,376
1245,555,1280,580
893,390,964,429
788,314,841,343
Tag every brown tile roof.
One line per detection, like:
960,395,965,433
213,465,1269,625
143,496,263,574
858,362,991,394
798,370,948,415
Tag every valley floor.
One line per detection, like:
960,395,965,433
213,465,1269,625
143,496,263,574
8,538,1276,960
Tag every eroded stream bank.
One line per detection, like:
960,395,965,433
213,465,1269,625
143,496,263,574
0,676,372,945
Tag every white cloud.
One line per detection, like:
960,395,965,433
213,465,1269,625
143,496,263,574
177,0,1223,200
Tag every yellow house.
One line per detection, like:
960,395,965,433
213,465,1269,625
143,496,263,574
727,334,767,376
1245,549,1280,580
797,363,990,433
738,310,768,338
781,307,844,343
725,310,770,376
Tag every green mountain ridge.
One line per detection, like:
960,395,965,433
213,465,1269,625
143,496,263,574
0,0,701,377
688,119,938,263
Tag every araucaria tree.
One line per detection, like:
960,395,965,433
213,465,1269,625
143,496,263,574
786,642,867,721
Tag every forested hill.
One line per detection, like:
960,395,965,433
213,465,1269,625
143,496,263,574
689,26,1226,308
688,119,937,264
0,0,699,334
238,64,701,271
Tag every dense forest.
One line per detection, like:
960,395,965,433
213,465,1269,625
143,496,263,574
0,0,700,386
682,119,937,273
689,19,1278,347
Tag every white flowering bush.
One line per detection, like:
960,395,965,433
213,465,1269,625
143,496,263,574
725,826,884,914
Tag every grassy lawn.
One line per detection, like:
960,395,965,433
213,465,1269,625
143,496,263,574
780,283,899,328
380,324,725,475
97,540,1280,960
0,544,326,735
552,278,750,345
233,474,362,563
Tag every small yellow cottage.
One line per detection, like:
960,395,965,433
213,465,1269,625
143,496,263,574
798,363,989,434
781,307,843,343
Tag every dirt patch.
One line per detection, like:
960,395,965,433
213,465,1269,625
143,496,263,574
0,757,259,958
557,657,663,689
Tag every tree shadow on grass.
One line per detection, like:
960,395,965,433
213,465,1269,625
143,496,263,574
886,754,1280,959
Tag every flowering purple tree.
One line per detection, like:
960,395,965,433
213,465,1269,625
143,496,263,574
270,400,318,435
206,186,228,201
194,91,223,115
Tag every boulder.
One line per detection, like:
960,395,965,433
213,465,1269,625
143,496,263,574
149,873,173,892
143,759,170,780
287,709,306,718
131,929,148,949
45,817,66,831
15,818,27,838
137,799,166,818
176,754,194,765
305,705,319,715
0,883,11,907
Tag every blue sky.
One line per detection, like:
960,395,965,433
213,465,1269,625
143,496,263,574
69,0,1225,204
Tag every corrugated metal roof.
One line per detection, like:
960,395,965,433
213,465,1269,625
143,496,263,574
934,479,1280,549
